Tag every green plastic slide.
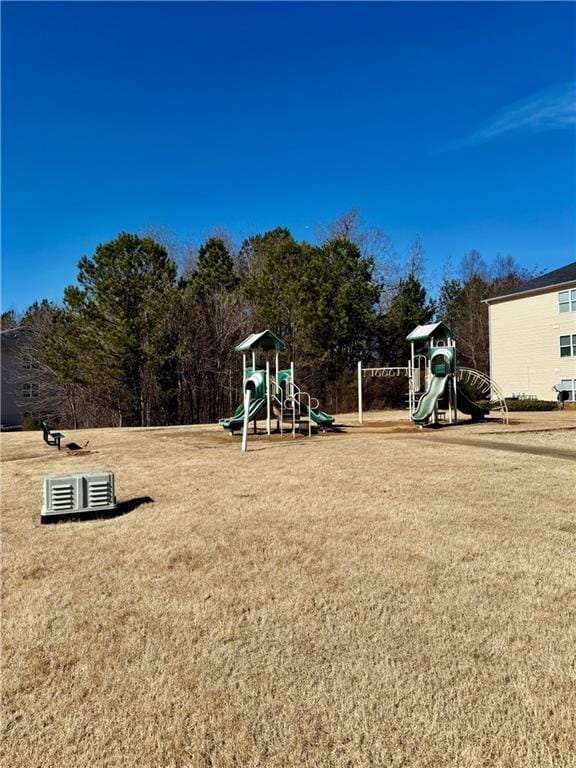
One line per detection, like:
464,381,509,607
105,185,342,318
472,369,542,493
411,376,489,425
303,405,335,428
219,397,267,432
411,375,448,425
455,382,488,421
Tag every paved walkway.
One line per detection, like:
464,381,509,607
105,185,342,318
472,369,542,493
416,435,576,462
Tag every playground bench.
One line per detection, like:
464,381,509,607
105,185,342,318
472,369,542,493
41,421,65,450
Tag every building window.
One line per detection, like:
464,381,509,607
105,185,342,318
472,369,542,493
22,383,39,399
559,289,576,313
560,335,576,357
22,356,39,370
560,379,576,402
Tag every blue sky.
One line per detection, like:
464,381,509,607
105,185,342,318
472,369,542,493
2,1,575,312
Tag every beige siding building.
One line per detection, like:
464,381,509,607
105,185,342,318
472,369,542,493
1,327,41,426
485,262,576,403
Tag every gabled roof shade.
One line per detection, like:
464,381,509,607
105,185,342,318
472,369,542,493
485,261,576,303
406,321,454,342
235,330,287,353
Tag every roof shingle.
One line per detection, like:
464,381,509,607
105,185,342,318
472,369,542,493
486,261,576,302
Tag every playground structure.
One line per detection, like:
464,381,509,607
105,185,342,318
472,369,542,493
219,330,334,451
357,322,508,426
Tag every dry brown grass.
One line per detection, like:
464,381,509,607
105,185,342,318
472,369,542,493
2,411,576,767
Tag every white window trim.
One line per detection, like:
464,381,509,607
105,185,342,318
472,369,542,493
560,379,576,402
559,288,576,313
559,334,576,357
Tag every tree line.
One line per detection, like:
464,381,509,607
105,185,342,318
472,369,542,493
2,211,534,428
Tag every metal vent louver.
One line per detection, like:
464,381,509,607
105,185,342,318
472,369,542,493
88,480,111,507
51,483,75,511
42,471,116,522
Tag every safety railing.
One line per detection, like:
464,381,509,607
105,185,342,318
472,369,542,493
284,380,318,437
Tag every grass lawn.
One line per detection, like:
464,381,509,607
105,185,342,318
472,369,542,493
2,410,576,767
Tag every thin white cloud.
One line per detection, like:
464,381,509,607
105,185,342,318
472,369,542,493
438,81,576,152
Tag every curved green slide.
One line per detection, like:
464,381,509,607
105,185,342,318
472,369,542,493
412,376,489,425
455,382,488,421
303,405,334,428
219,397,267,432
411,375,449,425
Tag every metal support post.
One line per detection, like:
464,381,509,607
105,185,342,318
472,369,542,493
266,360,271,435
241,389,251,452
410,342,415,416
357,360,363,424
291,361,296,438
408,359,413,414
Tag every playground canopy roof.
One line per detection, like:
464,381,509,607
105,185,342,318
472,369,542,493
406,322,454,342
235,330,287,353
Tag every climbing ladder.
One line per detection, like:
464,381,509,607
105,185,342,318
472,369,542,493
275,380,318,437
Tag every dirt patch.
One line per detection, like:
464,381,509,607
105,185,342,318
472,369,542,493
345,419,417,433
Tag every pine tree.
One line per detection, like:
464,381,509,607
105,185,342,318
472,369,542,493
436,277,463,331
243,227,305,344
189,237,239,297
63,233,178,426
378,274,435,365
1,309,19,330
299,237,380,369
